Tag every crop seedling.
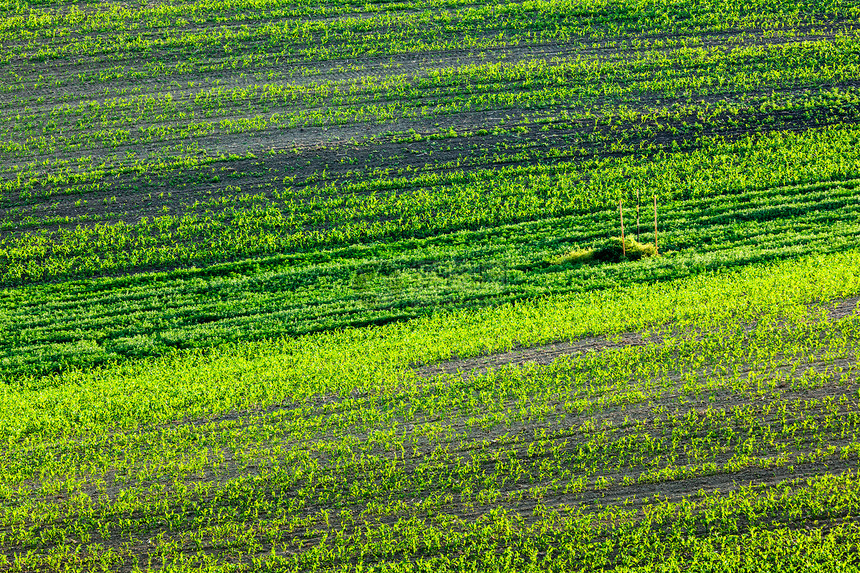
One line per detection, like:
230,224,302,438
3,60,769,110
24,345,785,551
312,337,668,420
1,0,859,569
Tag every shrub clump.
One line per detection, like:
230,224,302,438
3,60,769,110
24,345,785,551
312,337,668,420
550,237,657,265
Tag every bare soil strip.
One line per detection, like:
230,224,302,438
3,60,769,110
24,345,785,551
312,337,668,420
414,332,652,379
416,295,860,379
829,295,860,320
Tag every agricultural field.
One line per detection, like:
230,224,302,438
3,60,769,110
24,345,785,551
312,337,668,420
2,0,860,569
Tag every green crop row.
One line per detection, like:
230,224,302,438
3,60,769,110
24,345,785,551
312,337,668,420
5,32,860,162
16,35,857,130
3,0,856,65
1,249,859,570
6,247,860,434
0,119,857,378
0,171,858,379
3,123,859,282
4,83,856,208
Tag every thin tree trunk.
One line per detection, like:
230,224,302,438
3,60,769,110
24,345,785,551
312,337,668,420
653,194,658,255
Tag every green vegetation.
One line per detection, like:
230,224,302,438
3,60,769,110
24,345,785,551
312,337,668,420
550,237,659,265
3,252,860,569
2,0,860,569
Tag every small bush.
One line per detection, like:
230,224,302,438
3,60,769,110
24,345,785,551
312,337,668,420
593,237,657,262
550,237,657,266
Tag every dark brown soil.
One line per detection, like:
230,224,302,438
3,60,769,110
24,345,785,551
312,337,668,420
414,295,860,380
414,332,651,379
